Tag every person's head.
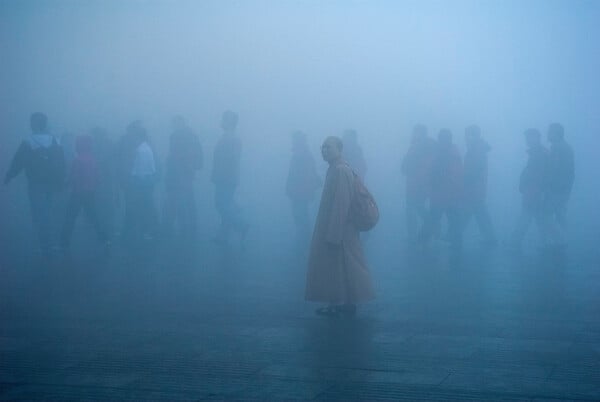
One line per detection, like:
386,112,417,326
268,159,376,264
547,123,564,144
438,129,453,146
172,115,187,131
127,120,147,145
342,129,357,144
30,112,48,133
75,134,94,155
221,110,239,133
411,124,428,145
321,136,343,164
465,124,481,148
524,128,541,148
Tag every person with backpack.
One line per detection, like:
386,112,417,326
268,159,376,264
4,112,66,254
305,136,375,317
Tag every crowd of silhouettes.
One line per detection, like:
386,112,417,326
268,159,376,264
4,112,574,258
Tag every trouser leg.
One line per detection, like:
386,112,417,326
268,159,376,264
61,192,83,248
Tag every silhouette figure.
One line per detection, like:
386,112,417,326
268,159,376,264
419,129,463,249
163,116,203,239
510,128,552,248
402,124,435,242
121,121,158,241
211,110,248,245
462,125,496,245
4,113,65,254
60,134,108,250
286,131,321,245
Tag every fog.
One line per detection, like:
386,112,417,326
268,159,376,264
2,1,600,398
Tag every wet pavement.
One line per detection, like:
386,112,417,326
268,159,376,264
1,226,600,401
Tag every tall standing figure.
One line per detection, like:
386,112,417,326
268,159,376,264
211,110,247,245
462,125,496,245
163,116,203,239
4,113,65,254
510,128,551,248
306,136,375,317
286,131,321,246
122,121,158,242
402,124,435,242
419,129,463,249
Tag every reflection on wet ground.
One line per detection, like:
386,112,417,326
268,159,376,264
1,232,599,400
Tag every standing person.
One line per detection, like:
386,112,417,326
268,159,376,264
342,129,367,180
306,136,375,317
163,116,203,239
402,124,435,242
419,129,463,249
60,134,108,251
510,128,551,249
545,123,574,245
4,113,65,255
211,110,247,245
462,125,496,245
286,131,321,245
122,121,158,242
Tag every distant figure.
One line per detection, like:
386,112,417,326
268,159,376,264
342,129,367,180
545,123,574,244
60,134,108,250
402,124,435,242
306,136,375,317
419,129,463,249
122,121,158,241
211,110,248,245
510,128,551,248
163,116,203,239
286,131,321,244
4,113,65,254
462,125,496,245
91,127,117,238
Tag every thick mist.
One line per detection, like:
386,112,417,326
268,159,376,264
2,1,599,252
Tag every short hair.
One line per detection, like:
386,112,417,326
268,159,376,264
30,112,48,132
325,136,343,151
548,123,564,139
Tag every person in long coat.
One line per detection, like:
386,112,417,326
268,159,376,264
305,136,375,317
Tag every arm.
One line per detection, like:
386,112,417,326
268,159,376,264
4,142,28,185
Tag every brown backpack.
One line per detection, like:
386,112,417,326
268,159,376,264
350,170,379,231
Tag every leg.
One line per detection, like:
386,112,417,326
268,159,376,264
473,200,496,243
61,192,83,248
82,192,107,243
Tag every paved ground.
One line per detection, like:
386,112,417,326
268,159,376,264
1,223,600,400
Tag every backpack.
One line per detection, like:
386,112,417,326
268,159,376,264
350,170,379,231
28,137,65,190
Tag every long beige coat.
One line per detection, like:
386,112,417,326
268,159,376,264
305,160,375,304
